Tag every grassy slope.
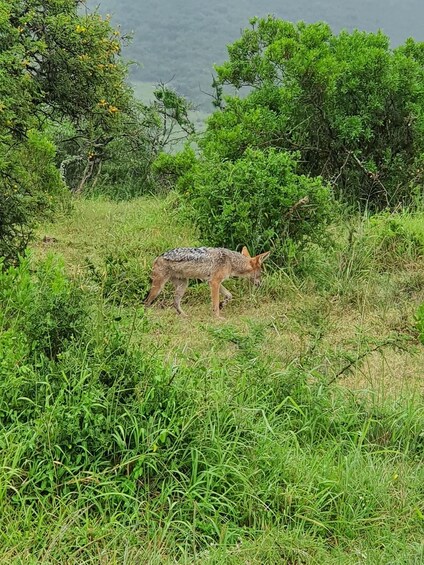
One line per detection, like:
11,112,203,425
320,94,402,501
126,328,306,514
35,196,424,396
2,194,421,563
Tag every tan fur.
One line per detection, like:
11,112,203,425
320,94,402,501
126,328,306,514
145,246,270,318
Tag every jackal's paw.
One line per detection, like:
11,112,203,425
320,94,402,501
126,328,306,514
177,311,188,318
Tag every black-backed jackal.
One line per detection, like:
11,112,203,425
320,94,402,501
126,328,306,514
145,246,270,318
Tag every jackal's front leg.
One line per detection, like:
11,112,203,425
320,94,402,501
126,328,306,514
145,275,168,307
210,279,223,318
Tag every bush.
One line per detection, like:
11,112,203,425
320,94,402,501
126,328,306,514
0,131,66,265
152,144,197,192
0,0,130,261
0,257,187,497
52,86,194,199
52,103,161,199
0,255,87,360
179,147,334,263
211,18,424,209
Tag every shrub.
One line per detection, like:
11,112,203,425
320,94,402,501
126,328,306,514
0,255,87,360
179,147,334,263
52,103,161,199
0,0,130,260
152,144,197,192
0,131,66,265
210,18,424,209
52,87,194,199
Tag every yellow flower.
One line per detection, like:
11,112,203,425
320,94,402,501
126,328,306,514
108,105,118,113
109,41,120,53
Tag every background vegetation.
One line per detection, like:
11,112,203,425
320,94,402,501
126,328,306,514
158,20,424,263
212,19,424,208
1,3,424,563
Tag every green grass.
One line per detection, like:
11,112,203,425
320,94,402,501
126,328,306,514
34,195,424,393
1,194,424,562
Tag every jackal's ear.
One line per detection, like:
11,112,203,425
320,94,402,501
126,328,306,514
241,246,251,258
256,251,271,265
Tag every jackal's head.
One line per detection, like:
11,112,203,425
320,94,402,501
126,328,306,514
241,246,270,286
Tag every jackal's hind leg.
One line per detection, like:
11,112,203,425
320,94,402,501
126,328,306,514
219,284,232,310
172,278,189,316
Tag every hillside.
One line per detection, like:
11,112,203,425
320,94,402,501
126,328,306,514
86,0,424,108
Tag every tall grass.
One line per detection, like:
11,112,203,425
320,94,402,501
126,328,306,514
1,244,424,562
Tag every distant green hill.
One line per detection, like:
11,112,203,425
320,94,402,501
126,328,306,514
87,0,424,110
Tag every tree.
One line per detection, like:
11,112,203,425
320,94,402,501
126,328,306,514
0,0,134,261
54,83,194,197
0,1,193,261
207,17,424,209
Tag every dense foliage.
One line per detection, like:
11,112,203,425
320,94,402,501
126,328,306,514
0,1,193,263
179,147,333,261
0,0,130,261
0,129,63,264
54,82,194,197
208,18,424,209
162,18,424,262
